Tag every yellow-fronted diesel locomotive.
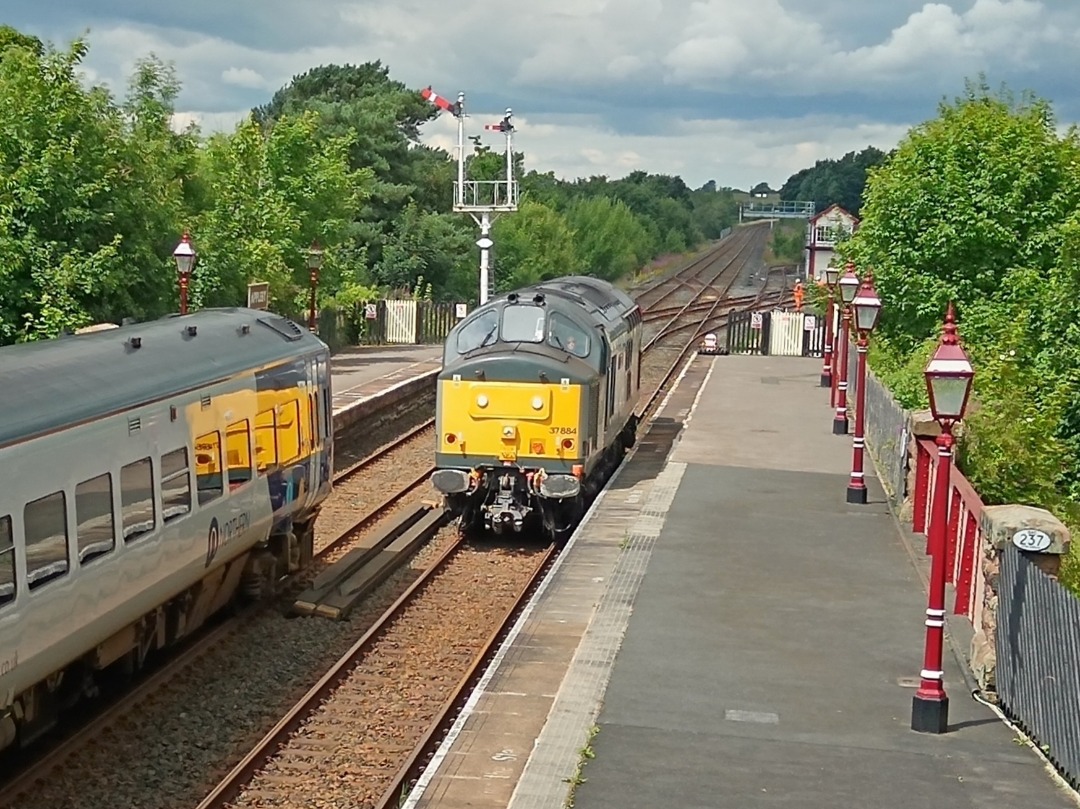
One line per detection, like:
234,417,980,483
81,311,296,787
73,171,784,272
431,276,643,540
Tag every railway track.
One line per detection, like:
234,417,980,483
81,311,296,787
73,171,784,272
1,227,799,809
0,421,445,809
197,538,556,809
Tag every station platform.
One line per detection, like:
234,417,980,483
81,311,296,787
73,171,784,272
329,344,442,433
404,354,1077,809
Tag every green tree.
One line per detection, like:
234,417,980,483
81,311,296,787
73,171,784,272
843,78,1080,507
491,201,581,290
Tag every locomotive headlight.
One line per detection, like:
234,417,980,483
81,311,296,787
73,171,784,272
476,394,489,408
531,395,544,410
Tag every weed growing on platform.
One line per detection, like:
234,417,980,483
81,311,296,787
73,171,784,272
564,724,600,808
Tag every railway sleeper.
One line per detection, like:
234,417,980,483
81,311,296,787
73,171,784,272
0,517,316,756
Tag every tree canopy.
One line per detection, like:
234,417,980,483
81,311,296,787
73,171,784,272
779,146,888,217
842,79,1080,529
0,30,741,344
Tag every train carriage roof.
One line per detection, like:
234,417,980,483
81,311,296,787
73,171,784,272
0,308,326,448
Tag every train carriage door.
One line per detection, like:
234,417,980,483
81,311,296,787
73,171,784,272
306,356,320,502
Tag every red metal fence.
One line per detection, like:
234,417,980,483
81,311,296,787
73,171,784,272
911,437,984,621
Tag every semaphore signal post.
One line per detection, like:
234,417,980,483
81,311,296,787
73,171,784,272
421,87,519,305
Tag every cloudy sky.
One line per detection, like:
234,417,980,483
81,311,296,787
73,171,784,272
6,0,1080,190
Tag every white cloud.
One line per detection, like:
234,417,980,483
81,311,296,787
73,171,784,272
14,0,1079,188
420,109,910,190
221,66,267,89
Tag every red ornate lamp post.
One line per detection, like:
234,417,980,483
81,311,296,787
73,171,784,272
911,303,974,734
821,264,839,389
307,240,324,332
846,272,882,504
833,263,859,434
173,231,196,316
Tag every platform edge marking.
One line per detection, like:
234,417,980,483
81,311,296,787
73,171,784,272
505,460,687,809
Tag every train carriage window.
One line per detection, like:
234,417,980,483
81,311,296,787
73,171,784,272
0,515,14,606
309,393,318,444
120,458,156,542
75,473,115,565
24,491,69,589
456,309,499,354
195,431,224,505
226,420,252,489
277,400,302,465
548,313,591,359
501,305,546,344
255,408,278,474
161,448,192,523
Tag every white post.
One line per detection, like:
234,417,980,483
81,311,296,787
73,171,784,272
456,92,466,208
504,108,514,205
478,211,492,305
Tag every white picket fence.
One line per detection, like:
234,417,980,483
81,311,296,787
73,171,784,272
767,310,821,356
384,299,418,344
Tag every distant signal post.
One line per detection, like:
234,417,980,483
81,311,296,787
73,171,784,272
422,86,519,305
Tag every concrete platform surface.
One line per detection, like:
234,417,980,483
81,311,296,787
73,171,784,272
566,355,1077,808
328,344,442,432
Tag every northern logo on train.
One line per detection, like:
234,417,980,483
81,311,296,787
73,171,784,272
205,512,251,567
206,518,221,567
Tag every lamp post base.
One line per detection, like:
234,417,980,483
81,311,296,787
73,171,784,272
911,693,949,734
820,371,832,387
846,485,867,504
832,417,849,435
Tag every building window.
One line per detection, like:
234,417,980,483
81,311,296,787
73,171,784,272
226,419,252,488
814,225,832,244
195,431,224,505
161,448,192,522
75,473,115,565
0,515,14,606
121,457,156,542
24,491,69,590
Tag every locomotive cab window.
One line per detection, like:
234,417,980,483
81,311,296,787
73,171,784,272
548,313,590,358
455,309,499,355
120,458,156,542
501,305,546,344
24,491,69,590
161,448,192,523
0,515,14,606
75,473,115,565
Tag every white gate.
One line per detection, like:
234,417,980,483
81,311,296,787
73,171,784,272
768,310,805,356
384,300,418,344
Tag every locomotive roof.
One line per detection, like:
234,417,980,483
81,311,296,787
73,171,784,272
505,275,640,328
0,308,326,447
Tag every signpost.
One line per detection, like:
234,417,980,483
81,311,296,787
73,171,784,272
247,282,270,311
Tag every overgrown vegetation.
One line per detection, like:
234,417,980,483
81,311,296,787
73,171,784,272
765,220,806,265
839,77,1080,591
0,28,739,343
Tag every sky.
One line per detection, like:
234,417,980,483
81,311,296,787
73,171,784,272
6,0,1080,191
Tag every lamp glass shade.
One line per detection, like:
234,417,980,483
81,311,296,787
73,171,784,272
838,270,860,304
927,374,972,421
173,236,195,276
307,242,325,270
825,266,839,285
852,287,882,333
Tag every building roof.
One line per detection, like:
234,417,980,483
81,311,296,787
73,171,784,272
0,308,326,447
809,203,860,225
